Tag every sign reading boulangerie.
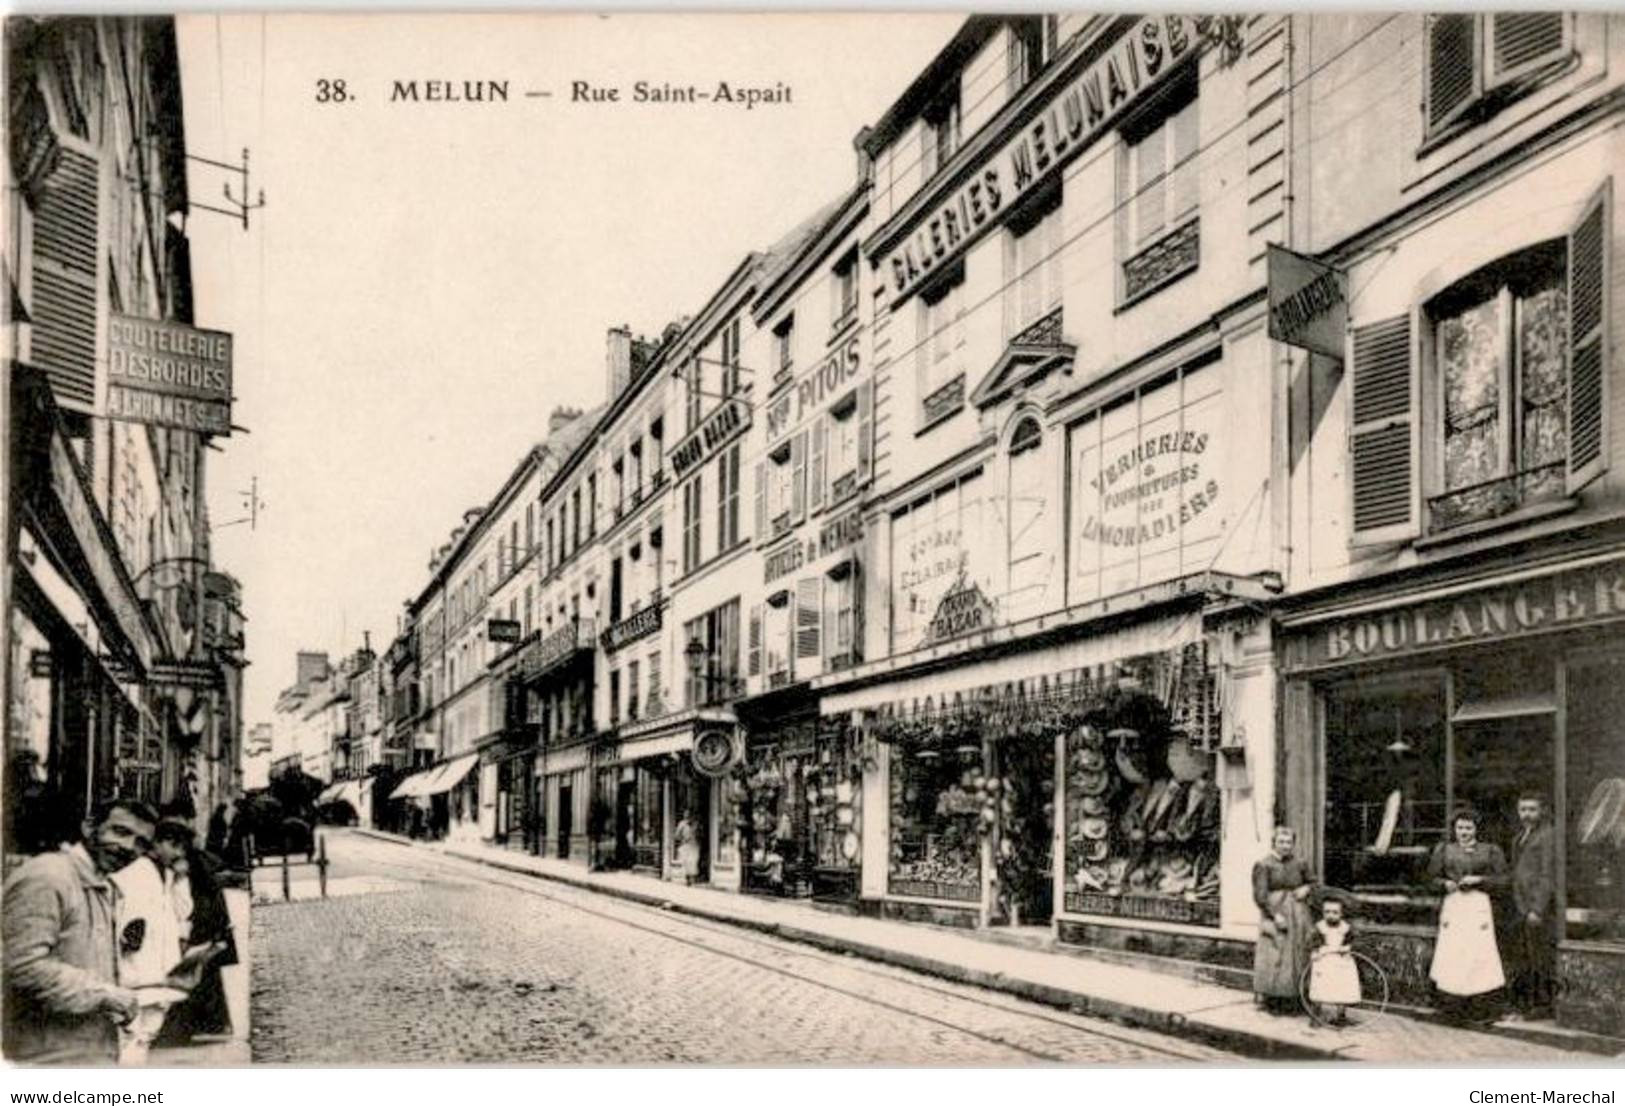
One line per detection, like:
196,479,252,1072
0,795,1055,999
106,314,234,435
1293,560,1625,668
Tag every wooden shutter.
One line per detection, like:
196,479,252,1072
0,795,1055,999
851,562,865,665
1567,178,1611,494
748,604,762,676
31,140,99,413
810,414,827,512
1425,14,1479,133
1488,13,1567,86
1348,315,1419,544
795,577,822,662
791,430,808,524
857,380,875,485
754,461,768,541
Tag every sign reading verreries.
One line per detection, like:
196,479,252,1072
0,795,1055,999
1294,560,1625,669
924,575,996,646
880,16,1198,303
106,315,234,436
1267,245,1347,359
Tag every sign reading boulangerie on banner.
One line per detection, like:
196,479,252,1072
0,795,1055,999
105,314,234,435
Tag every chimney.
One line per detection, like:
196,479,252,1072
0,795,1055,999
606,325,632,398
548,406,581,436
853,126,874,185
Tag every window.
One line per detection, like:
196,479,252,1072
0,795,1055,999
922,87,961,180
832,250,859,335
497,536,507,580
523,585,533,636
1007,16,1047,92
586,474,597,539
608,668,621,725
759,433,807,539
918,265,968,426
717,443,741,551
610,556,624,623
571,488,582,550
647,650,662,713
509,521,519,573
685,359,702,431
1348,184,1609,543
1425,14,1570,138
774,314,795,380
684,599,741,707
627,659,640,720
613,455,625,513
630,440,644,499
525,504,535,553
1120,67,1198,259
1006,186,1064,337
720,317,742,398
546,517,555,572
682,474,703,574
824,564,861,669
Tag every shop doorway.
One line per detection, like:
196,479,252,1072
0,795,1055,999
556,781,573,859
615,779,636,869
996,738,1055,926
671,768,711,883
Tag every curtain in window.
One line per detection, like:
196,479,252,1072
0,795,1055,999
1518,278,1568,501
1440,297,1504,516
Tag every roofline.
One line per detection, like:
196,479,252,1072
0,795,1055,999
860,15,1003,159
751,184,870,324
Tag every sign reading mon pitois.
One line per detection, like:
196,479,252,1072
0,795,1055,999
1293,560,1625,668
879,16,1198,303
106,314,234,435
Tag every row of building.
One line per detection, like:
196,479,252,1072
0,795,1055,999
4,17,249,859
284,13,1625,1037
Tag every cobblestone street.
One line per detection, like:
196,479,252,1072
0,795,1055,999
249,832,1236,1064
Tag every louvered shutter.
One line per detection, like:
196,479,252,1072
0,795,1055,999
1425,14,1479,133
810,415,827,512
1348,315,1419,544
1488,13,1567,86
857,380,874,486
748,604,762,677
851,561,865,665
790,431,808,524
1567,179,1611,494
795,576,822,662
31,140,100,414
754,461,768,541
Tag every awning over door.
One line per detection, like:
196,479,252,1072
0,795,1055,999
391,752,479,799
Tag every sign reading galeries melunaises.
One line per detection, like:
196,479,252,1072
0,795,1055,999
1289,560,1625,669
879,15,1199,303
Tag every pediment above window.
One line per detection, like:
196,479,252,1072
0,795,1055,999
969,309,1074,411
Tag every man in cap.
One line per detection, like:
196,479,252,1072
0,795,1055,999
3,797,155,1064
1506,792,1557,1022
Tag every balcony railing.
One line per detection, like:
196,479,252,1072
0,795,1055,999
519,617,596,682
1426,462,1566,533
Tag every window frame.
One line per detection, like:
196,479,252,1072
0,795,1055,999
917,263,969,431
1421,13,1574,149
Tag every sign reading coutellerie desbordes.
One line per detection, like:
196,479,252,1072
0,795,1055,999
1298,560,1625,667
924,574,996,646
106,315,234,435
880,15,1198,303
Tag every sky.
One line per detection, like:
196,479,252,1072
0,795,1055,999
175,12,963,725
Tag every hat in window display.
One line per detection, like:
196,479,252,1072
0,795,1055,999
1081,815,1109,840
1074,725,1105,749
1114,741,1150,785
1085,838,1110,862
1076,769,1110,796
1077,748,1107,772
1080,795,1108,816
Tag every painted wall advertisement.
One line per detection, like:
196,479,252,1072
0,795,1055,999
1068,366,1227,605
890,472,998,653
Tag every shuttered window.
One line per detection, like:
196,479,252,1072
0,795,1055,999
1567,180,1611,493
857,379,875,486
795,576,822,665
809,414,828,512
748,604,762,677
1348,316,1418,543
1424,13,1569,138
31,141,99,414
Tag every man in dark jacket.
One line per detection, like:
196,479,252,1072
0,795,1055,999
3,798,155,1064
1507,793,1558,1021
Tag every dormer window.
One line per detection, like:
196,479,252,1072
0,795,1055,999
922,87,961,180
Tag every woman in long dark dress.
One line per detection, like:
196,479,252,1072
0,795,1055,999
1252,826,1317,1014
1427,808,1508,1025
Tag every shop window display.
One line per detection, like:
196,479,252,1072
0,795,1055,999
1565,653,1625,946
1063,692,1221,926
741,743,809,895
888,739,985,902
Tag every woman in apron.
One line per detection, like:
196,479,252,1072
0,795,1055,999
1252,826,1317,1014
1427,808,1509,1025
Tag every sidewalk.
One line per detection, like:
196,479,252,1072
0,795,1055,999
356,827,1614,1063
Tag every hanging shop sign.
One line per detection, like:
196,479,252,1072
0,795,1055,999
1068,366,1231,606
693,726,742,778
877,15,1199,303
149,660,224,691
602,603,662,653
487,618,522,644
1290,559,1625,670
766,335,861,441
106,315,234,436
669,397,750,480
1267,245,1347,359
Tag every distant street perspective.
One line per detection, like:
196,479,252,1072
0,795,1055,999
249,831,1235,1064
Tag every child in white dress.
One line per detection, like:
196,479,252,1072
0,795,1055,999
1309,897,1361,1026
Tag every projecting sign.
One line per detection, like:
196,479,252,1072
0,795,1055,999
1266,245,1347,359
106,314,234,436
487,618,522,643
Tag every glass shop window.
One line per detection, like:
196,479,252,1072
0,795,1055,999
1565,652,1625,946
888,743,984,902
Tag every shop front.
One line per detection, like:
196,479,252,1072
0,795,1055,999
1280,552,1625,1037
387,751,479,840
539,739,593,864
825,587,1269,960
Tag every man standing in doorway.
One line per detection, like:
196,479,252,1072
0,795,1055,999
3,798,154,1064
1507,793,1558,1022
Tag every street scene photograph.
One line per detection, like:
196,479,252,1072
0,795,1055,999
4,8,1625,1077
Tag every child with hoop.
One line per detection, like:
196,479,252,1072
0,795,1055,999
1308,893,1361,1026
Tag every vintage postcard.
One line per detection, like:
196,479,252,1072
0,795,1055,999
3,10,1625,1073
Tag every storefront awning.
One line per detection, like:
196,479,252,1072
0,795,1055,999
406,752,480,798
318,780,366,807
